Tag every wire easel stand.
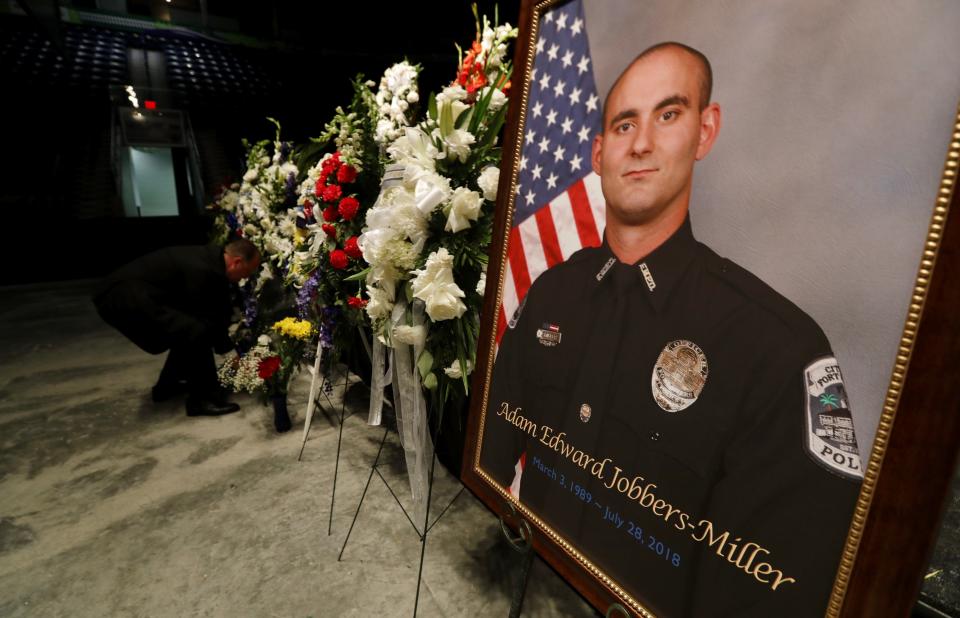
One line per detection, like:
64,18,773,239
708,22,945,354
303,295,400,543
298,328,383,536
336,400,465,618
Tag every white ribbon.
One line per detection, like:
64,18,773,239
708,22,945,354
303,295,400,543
413,176,447,216
378,298,434,528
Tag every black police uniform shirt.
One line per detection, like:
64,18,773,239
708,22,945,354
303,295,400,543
480,217,863,618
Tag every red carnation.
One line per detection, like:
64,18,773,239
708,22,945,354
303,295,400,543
322,205,338,222
337,164,358,184
338,196,360,221
321,156,337,172
347,296,368,309
258,356,281,380
314,178,325,196
322,223,337,240
322,184,342,203
329,249,349,270
302,199,313,218
344,235,363,259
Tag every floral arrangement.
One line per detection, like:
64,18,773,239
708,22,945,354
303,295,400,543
208,7,516,442
218,318,315,398
217,336,273,395
374,61,421,147
359,9,517,407
260,317,315,396
285,65,422,361
207,119,301,289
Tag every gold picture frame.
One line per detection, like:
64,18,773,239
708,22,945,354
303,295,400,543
461,1,960,615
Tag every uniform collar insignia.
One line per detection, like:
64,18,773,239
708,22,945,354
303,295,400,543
595,216,699,313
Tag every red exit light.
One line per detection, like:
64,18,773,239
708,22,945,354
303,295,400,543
144,100,157,109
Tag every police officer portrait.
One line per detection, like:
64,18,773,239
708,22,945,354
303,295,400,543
468,0,960,616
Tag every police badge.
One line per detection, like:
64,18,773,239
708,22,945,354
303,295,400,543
804,356,862,480
651,340,708,412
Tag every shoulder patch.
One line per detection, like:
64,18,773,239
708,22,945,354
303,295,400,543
508,295,527,329
803,356,862,481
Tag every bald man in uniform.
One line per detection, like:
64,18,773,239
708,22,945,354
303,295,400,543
481,43,862,617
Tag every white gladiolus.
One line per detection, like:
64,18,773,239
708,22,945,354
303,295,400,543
374,61,420,147
444,187,483,233
410,248,467,322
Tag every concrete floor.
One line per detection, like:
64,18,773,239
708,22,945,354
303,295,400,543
0,280,598,618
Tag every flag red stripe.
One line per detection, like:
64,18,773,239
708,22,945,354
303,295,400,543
568,179,601,247
507,226,532,301
534,205,564,268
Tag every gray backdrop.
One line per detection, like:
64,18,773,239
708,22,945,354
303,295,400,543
583,0,960,453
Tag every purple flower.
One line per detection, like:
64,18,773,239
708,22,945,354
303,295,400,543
279,141,292,163
296,272,320,319
319,306,340,350
284,171,297,207
241,281,258,327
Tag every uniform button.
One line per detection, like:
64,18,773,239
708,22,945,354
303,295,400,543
721,263,729,273
649,431,661,441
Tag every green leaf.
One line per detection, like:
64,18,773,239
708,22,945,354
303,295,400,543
343,267,370,282
468,84,495,134
422,372,438,390
478,103,509,150
455,107,473,130
417,349,434,380
266,117,282,142
428,92,437,121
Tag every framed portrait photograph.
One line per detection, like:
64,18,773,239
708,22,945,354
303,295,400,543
461,0,960,616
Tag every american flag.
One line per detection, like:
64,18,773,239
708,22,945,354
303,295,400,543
497,0,605,343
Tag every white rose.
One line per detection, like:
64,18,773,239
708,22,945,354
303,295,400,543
257,334,272,346
410,248,467,322
392,324,427,347
443,359,474,379
477,166,500,202
444,187,483,233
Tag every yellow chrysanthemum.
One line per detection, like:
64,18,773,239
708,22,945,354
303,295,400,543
272,317,314,341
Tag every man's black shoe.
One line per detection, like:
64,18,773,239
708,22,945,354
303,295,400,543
186,396,241,417
152,380,189,403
